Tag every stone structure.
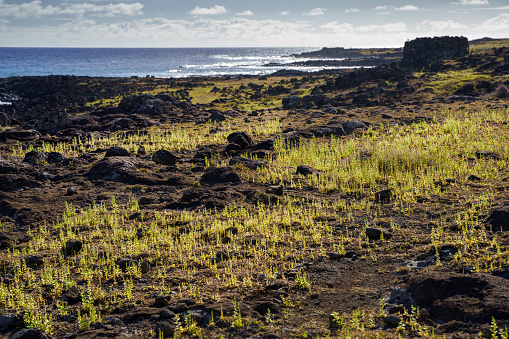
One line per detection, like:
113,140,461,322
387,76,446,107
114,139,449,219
400,36,469,70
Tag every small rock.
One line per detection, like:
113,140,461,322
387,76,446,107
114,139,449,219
62,285,81,304
160,309,176,320
23,151,47,165
225,142,242,153
10,328,50,339
326,281,334,288
24,255,43,269
177,298,195,306
62,239,83,255
138,197,156,205
208,111,226,122
266,185,284,196
154,295,172,307
171,303,189,313
374,189,392,203
215,250,230,262
116,257,137,272
295,165,321,176
227,131,253,148
152,149,178,166
66,186,78,195
387,305,405,314
223,226,239,236
365,227,392,240
200,167,241,185
140,261,150,274
105,146,130,157
0,313,23,331
383,315,401,328
128,211,142,220
154,321,175,338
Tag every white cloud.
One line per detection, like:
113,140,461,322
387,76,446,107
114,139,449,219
321,21,406,34
344,8,360,13
416,19,468,31
0,16,412,48
236,10,253,16
0,1,143,18
395,5,419,11
476,13,509,31
304,8,326,16
374,6,388,11
451,0,489,5
190,5,227,16
279,11,289,16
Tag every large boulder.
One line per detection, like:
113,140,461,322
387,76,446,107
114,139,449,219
200,167,241,185
405,271,509,325
117,94,177,116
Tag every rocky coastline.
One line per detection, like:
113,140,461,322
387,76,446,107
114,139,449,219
0,37,509,338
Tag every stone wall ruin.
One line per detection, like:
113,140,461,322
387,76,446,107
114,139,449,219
400,36,469,70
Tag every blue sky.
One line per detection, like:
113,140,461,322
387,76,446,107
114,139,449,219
0,0,508,47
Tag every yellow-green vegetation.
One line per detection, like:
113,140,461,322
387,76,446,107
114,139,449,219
2,106,509,337
470,38,509,52
417,69,493,96
12,118,282,158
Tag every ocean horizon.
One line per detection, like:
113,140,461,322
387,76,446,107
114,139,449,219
0,47,349,79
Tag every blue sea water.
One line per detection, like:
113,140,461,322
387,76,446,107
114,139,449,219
0,47,339,78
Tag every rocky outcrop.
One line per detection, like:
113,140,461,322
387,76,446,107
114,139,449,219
400,36,469,70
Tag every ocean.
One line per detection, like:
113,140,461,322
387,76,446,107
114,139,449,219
0,47,339,79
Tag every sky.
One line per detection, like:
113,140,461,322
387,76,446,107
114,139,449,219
0,0,508,48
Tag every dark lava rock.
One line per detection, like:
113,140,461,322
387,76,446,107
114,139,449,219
24,254,43,269
253,301,280,316
66,186,78,195
154,295,172,307
47,152,64,163
105,146,130,157
266,185,284,196
62,239,83,255
116,257,138,272
282,95,302,109
0,113,12,127
225,142,242,153
0,313,23,331
155,321,175,338
252,138,275,151
152,149,178,166
227,131,253,148
208,111,226,122
485,206,509,232
229,156,268,170
295,165,321,176
87,157,173,185
10,328,51,339
23,151,47,165
160,309,176,319
365,227,393,241
0,128,41,142
374,189,392,203
406,271,509,325
62,285,82,304
383,315,401,328
199,167,241,185
34,111,71,133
